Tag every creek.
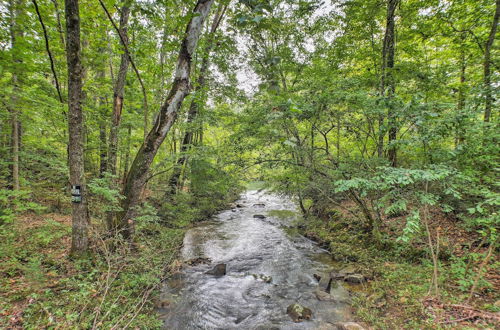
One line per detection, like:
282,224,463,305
160,190,353,329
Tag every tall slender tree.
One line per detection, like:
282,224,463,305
9,0,23,191
381,0,398,166
483,0,499,122
65,0,89,255
108,2,131,176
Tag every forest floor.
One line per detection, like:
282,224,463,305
0,212,185,329
300,201,500,329
1,195,498,329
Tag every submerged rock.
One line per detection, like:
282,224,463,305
205,263,226,277
253,203,266,207
251,274,272,283
336,322,365,330
253,214,266,219
236,204,244,208
286,303,312,322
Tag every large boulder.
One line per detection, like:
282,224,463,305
286,303,312,322
205,263,226,277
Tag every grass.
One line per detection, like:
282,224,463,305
0,213,184,329
298,206,499,329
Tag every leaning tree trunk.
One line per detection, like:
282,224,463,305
65,0,89,255
167,4,227,196
484,0,499,123
108,4,131,175
381,0,397,166
119,0,214,239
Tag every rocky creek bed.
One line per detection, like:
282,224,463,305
159,190,367,329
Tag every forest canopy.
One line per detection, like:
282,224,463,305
0,0,498,328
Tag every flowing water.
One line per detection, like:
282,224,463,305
160,190,352,329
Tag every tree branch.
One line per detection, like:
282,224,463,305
32,0,64,104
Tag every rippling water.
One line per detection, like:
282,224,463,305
160,190,351,329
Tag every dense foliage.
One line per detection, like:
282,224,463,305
0,0,498,327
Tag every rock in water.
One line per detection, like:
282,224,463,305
286,303,312,322
336,322,365,330
314,289,335,301
205,263,226,277
344,274,366,284
253,203,266,207
185,257,211,266
253,214,266,219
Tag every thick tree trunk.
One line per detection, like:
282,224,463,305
108,4,131,176
167,4,226,195
65,0,89,255
119,0,214,238
381,0,397,166
484,0,499,122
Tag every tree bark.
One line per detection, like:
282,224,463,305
119,0,214,238
65,0,89,255
484,0,499,122
97,69,107,177
381,0,397,166
122,123,131,182
108,4,131,176
9,0,23,191
167,3,226,195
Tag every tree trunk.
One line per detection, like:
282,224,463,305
167,4,226,196
9,0,23,191
484,0,499,122
65,0,89,256
119,0,214,239
456,32,467,147
98,78,107,177
108,4,131,176
122,123,131,182
381,0,397,166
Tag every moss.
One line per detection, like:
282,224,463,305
267,209,297,219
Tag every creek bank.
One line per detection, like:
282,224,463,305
295,204,499,329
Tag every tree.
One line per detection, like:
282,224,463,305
381,0,398,166
108,2,131,176
483,0,499,122
8,0,23,191
118,0,215,238
65,0,89,255
167,3,227,195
